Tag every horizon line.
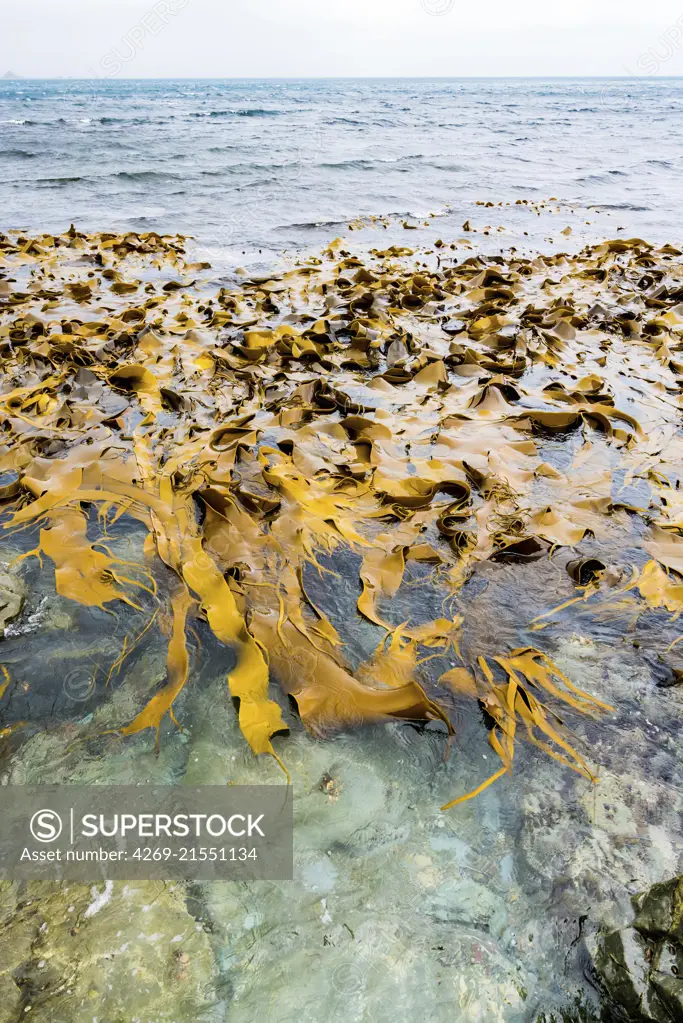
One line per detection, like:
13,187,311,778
3,74,683,81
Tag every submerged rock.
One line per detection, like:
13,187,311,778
426,878,508,937
0,879,218,1021
0,561,25,635
590,876,683,1022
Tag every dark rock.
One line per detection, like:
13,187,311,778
590,876,683,1022
594,927,652,1019
632,878,683,942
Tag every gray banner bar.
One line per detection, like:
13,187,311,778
0,786,293,881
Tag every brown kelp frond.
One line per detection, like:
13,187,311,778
440,647,611,810
496,648,613,715
33,508,152,611
105,609,160,687
118,588,192,748
0,227,680,803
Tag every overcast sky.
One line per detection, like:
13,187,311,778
2,0,683,78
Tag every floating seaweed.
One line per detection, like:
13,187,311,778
1,225,682,804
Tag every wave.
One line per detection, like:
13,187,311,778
33,169,187,184
0,148,38,159
234,108,288,117
323,117,366,126
114,170,185,182
37,176,84,185
97,117,166,126
587,202,650,211
279,209,431,231
320,155,425,171
424,161,468,172
577,170,628,184
189,108,286,119
278,217,357,231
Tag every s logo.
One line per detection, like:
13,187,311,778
30,809,63,843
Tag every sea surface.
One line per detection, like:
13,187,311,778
1,77,682,265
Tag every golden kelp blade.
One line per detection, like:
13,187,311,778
631,560,683,615
0,665,10,701
181,541,289,759
250,610,453,736
31,508,152,610
120,589,192,747
440,649,612,811
0,227,677,802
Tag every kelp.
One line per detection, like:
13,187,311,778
440,648,612,810
0,225,682,804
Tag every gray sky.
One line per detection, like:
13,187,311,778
2,0,683,78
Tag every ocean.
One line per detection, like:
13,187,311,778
1,76,682,266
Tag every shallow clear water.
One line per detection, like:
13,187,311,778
2,501,683,1021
